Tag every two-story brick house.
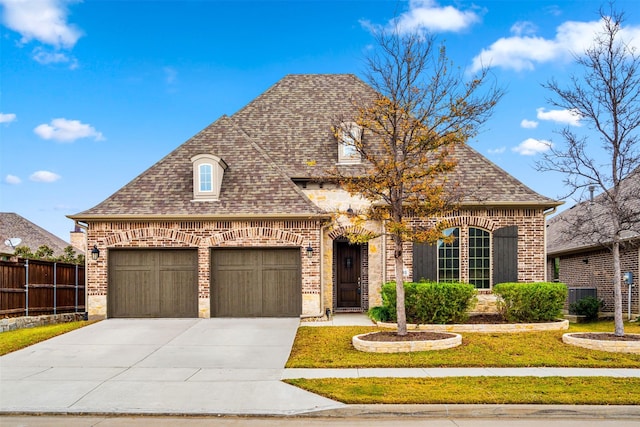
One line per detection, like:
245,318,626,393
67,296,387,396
69,74,560,319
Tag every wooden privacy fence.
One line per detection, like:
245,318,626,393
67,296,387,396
0,259,85,317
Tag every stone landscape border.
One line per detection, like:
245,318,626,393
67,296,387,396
562,333,640,354
377,319,569,333
353,332,462,353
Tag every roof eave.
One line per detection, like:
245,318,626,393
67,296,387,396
67,213,332,222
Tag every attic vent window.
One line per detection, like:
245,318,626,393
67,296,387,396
191,154,228,201
337,122,362,164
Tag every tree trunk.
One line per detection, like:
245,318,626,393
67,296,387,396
612,240,625,336
393,234,407,336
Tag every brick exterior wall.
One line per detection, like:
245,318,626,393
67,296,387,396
85,207,551,319
547,245,640,316
86,219,322,318
384,208,548,284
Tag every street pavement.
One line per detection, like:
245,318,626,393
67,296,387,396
1,314,639,419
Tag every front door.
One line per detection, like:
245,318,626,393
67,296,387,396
336,241,361,308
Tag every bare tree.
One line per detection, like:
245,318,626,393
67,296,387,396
331,27,503,335
539,7,640,336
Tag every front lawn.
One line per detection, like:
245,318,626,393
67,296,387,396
0,321,95,356
286,377,640,405
286,321,640,368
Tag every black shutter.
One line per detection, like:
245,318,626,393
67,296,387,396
493,225,518,284
412,242,437,281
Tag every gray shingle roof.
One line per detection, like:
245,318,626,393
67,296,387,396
71,74,558,220
547,171,640,255
0,213,70,256
72,115,324,218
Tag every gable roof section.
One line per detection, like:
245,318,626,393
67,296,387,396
232,74,376,178
547,171,640,255
72,74,559,220
449,144,560,206
0,213,70,256
71,116,324,219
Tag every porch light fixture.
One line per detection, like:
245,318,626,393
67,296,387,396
91,245,100,261
306,244,313,258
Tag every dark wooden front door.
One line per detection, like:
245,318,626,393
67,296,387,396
336,241,361,308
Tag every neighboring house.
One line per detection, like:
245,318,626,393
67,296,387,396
0,212,72,260
69,74,560,319
546,173,640,318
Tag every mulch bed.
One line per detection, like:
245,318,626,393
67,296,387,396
574,333,640,342
359,331,455,342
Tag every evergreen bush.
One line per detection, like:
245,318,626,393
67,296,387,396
493,282,567,322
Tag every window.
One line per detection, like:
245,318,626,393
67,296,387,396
468,227,490,289
337,122,361,164
199,164,213,192
438,227,459,282
191,154,228,201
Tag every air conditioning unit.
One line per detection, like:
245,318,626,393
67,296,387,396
568,287,597,305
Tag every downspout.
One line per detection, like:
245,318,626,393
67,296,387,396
74,220,90,320
300,220,332,319
543,206,558,281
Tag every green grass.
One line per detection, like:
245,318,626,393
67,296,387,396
286,377,640,405
0,321,96,356
286,321,640,368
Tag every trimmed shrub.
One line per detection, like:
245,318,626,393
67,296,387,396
569,296,603,321
493,282,567,323
377,281,477,324
368,305,391,322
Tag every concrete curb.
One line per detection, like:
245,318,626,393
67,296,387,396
299,404,640,419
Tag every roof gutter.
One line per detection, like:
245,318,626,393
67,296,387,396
67,213,332,221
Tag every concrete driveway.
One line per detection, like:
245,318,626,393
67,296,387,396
0,318,343,415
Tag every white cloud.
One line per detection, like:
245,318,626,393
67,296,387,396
34,118,105,142
513,138,552,155
32,46,78,68
520,119,538,129
164,66,177,84
510,21,537,37
487,147,506,154
471,18,640,72
364,0,480,34
0,112,17,123
4,174,21,184
536,107,582,126
0,0,83,49
30,170,61,183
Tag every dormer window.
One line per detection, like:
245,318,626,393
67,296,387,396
337,122,362,164
191,154,228,201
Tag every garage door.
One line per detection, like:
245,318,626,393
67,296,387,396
108,249,198,318
211,248,301,317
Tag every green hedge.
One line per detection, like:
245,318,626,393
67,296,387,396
493,282,567,322
372,281,477,324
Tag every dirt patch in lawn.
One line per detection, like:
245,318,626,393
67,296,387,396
358,331,455,342
576,333,640,342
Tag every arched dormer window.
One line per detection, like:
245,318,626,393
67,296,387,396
337,122,362,164
191,154,228,201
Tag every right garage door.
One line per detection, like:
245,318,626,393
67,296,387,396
211,248,301,317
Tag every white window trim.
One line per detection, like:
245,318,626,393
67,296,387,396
337,122,362,164
191,154,228,201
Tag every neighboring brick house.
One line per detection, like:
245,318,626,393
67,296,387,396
546,172,640,318
69,74,560,319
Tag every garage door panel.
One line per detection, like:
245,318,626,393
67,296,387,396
109,249,198,318
159,270,198,317
211,248,301,317
262,270,300,316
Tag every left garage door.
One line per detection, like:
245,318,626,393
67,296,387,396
108,249,198,318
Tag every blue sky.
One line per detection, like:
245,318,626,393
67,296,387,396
1,0,639,243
